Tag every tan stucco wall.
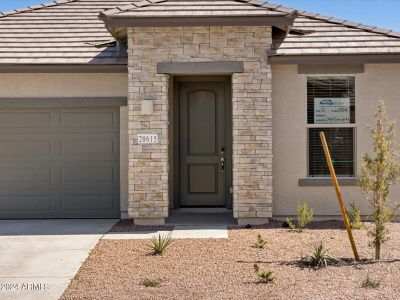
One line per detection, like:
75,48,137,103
0,72,129,218
0,73,128,97
272,64,400,218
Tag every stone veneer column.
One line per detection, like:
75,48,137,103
127,26,273,225
127,27,169,225
232,65,273,225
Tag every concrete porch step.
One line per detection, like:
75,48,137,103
166,211,235,226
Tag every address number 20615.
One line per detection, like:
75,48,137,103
137,134,159,144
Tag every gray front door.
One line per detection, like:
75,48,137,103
179,81,226,207
0,107,120,219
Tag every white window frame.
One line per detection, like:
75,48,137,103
306,75,357,178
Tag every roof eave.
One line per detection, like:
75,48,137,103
273,10,299,33
100,14,296,28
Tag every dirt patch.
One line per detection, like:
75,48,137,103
62,223,400,300
109,219,174,232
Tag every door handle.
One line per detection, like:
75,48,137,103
220,147,225,174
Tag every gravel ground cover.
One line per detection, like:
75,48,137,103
62,222,400,300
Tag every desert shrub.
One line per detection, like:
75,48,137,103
254,234,267,249
150,233,173,255
286,202,314,231
347,201,364,230
141,279,160,288
300,243,339,268
361,275,380,289
253,264,276,284
358,102,400,260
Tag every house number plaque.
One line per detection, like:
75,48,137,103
137,133,159,144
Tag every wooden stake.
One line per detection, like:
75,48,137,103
320,131,360,261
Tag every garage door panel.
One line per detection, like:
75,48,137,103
61,166,115,183
60,137,117,157
0,107,120,219
0,112,51,128
61,111,117,128
61,195,115,211
0,163,117,185
0,183,117,192
0,140,51,157
0,166,51,183
0,195,51,211
0,134,119,158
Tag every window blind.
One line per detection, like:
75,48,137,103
308,128,355,177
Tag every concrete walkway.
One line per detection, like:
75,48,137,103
104,225,229,240
104,212,233,240
0,219,117,300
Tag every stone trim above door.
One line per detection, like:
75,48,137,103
157,61,244,75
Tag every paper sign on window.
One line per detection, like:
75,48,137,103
314,98,350,124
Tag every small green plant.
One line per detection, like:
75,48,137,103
286,202,314,231
141,279,160,288
150,233,173,255
286,218,296,230
362,275,380,289
253,263,260,272
253,264,276,284
254,234,267,249
300,243,339,268
347,201,364,230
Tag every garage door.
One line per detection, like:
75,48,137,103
0,108,120,218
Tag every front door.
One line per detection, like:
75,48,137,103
179,81,227,207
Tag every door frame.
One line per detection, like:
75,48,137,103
172,75,232,209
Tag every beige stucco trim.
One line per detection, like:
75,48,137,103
298,64,365,74
0,73,128,98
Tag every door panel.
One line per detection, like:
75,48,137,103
179,82,226,207
188,90,217,155
188,164,217,193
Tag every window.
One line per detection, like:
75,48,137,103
307,77,355,177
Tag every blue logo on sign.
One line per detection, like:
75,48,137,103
320,99,334,105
